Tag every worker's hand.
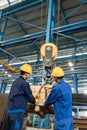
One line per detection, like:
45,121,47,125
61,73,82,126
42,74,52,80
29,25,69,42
33,93,40,99
43,99,46,104
35,99,39,105
44,85,53,89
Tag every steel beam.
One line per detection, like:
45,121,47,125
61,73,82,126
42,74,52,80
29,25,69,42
51,0,56,43
12,14,28,35
73,74,78,93
54,32,87,44
6,53,87,68
45,0,53,43
65,69,87,74
0,19,87,47
5,19,87,37
19,37,40,54
0,18,7,41
0,47,14,57
4,2,46,36
54,20,87,36
0,11,3,41
4,1,46,36
3,0,46,15
73,44,78,93
7,0,10,5
4,15,44,31
0,10,3,23
0,31,45,47
5,18,87,38
58,2,85,24
0,80,7,93
60,0,69,24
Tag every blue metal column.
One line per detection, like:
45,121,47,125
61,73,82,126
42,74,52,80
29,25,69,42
44,1,56,128
0,18,8,41
51,0,56,43
74,74,78,93
0,10,2,23
0,11,3,41
73,43,78,93
46,0,53,43
0,79,7,93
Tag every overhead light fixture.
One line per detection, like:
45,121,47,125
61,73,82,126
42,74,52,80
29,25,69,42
70,68,74,71
68,62,73,67
8,74,11,77
0,52,86,67
5,71,8,74
84,90,87,94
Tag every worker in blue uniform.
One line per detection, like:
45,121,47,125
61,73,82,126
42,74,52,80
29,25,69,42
5,64,38,130
44,67,73,130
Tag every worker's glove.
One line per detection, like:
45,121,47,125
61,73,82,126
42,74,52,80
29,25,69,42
33,93,40,99
44,85,53,89
43,99,46,104
35,99,39,105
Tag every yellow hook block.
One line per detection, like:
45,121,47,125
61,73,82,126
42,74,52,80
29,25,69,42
40,43,58,60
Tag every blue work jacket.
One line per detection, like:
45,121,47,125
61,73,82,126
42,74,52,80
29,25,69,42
45,79,72,120
8,76,35,111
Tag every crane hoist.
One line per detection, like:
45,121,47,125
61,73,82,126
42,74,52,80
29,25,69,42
39,42,58,94
26,43,58,118
40,43,58,76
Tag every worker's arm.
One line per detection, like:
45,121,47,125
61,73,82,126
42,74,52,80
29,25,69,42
45,85,61,106
22,82,35,104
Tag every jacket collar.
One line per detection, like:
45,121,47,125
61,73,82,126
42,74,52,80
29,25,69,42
58,79,64,84
19,76,25,81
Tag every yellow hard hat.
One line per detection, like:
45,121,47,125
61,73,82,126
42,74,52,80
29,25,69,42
20,64,32,74
51,67,64,77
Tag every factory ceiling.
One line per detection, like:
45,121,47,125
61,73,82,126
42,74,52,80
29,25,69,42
0,0,87,91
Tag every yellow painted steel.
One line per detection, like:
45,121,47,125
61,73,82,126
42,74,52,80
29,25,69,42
0,59,19,73
40,43,58,60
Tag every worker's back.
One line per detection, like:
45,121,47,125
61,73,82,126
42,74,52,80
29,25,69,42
53,79,72,120
8,76,35,111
